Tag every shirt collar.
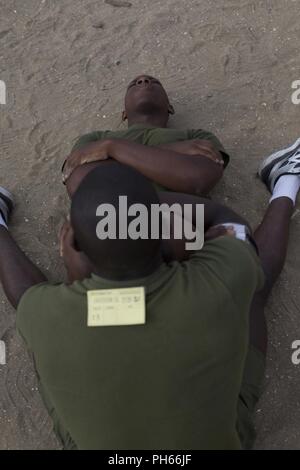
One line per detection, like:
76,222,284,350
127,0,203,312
82,261,176,296
128,123,159,130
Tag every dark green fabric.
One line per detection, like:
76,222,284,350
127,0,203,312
237,345,266,449
72,123,230,167
17,237,264,450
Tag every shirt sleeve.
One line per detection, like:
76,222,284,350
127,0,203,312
71,131,105,152
188,129,230,167
187,236,265,313
16,282,79,450
16,282,62,350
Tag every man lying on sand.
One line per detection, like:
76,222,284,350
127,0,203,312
0,136,299,449
61,73,230,262
62,74,227,196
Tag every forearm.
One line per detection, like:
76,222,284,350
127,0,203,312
159,192,250,231
0,227,46,309
108,139,223,195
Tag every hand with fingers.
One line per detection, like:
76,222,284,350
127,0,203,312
62,139,112,184
204,225,235,241
158,139,224,166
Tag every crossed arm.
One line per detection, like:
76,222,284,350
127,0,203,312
0,134,228,306
0,193,248,310
63,138,225,196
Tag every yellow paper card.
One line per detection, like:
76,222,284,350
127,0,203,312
87,287,145,327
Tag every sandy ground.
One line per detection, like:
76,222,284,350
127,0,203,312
0,0,300,450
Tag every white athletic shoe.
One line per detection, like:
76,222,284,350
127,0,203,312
258,138,300,192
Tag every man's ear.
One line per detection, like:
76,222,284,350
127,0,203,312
59,220,76,258
122,110,127,121
168,104,175,115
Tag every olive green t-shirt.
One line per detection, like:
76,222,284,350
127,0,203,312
17,237,264,450
72,123,230,167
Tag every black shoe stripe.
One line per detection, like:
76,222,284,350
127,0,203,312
261,149,300,190
0,192,13,214
0,208,7,224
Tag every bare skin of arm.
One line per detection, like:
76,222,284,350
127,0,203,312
159,192,248,229
64,162,249,278
108,139,224,195
63,139,224,196
158,191,249,262
0,174,247,309
0,226,46,309
63,161,250,280
60,184,247,279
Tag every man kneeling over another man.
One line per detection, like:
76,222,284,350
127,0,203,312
2,134,300,449
0,160,266,450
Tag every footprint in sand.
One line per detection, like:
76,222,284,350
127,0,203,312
105,0,132,7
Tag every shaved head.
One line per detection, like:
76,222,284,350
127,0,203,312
71,162,162,280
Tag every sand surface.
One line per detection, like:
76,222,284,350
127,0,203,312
0,0,300,449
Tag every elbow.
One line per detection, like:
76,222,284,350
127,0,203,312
186,164,224,196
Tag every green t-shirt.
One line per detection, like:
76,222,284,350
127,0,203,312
17,237,264,450
72,123,230,167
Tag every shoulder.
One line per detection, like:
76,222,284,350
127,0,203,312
16,282,84,348
186,236,265,294
71,131,107,151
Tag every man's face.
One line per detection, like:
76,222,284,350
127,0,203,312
124,74,170,118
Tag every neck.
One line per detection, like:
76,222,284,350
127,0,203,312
127,112,168,128
93,252,163,281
